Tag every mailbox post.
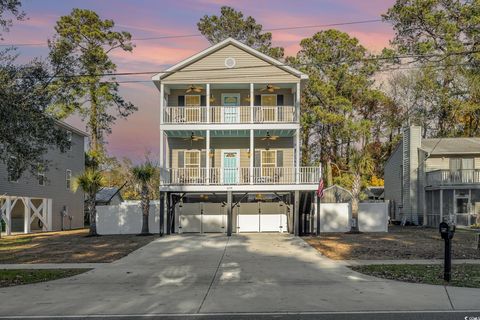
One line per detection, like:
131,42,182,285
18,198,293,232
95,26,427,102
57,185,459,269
439,221,455,282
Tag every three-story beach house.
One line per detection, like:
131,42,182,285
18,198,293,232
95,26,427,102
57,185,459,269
152,38,320,235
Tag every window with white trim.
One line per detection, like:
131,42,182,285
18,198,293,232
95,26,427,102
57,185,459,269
66,130,72,150
184,151,200,177
66,169,72,190
38,164,45,186
185,95,201,122
7,156,18,183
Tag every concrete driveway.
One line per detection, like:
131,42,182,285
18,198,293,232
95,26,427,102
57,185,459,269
1,234,479,317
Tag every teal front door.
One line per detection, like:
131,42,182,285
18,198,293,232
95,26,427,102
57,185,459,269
223,151,239,184
222,94,240,123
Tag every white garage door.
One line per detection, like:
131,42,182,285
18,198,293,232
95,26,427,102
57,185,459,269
237,202,287,233
177,203,225,233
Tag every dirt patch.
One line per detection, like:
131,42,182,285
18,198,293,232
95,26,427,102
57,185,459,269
0,229,156,263
304,226,480,260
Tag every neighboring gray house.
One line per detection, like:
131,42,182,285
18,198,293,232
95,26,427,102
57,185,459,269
0,121,87,234
384,126,480,227
96,186,124,206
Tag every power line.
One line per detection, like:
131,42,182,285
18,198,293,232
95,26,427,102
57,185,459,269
0,19,384,47
27,48,477,81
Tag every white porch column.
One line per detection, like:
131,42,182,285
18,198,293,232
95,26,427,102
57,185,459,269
206,129,210,185
250,83,254,123
46,198,53,231
5,196,12,235
295,128,300,184
159,130,165,185
250,129,254,185
23,198,30,234
160,83,164,124
296,82,301,122
439,189,443,223
206,83,210,123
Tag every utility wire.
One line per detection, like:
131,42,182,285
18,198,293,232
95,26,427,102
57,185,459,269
0,19,383,47
21,49,478,81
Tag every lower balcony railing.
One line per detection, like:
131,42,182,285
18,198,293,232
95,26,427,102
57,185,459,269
426,169,480,186
161,167,320,185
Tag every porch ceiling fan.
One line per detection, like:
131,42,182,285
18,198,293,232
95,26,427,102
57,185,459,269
261,131,279,141
260,84,280,93
185,84,203,93
183,132,205,142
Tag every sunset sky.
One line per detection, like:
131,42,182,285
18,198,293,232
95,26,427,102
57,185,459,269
5,0,396,162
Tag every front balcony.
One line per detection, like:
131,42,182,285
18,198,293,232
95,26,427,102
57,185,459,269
426,169,480,187
163,105,296,124
162,167,321,185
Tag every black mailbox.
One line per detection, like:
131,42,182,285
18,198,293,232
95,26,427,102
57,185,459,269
439,221,455,240
439,221,455,282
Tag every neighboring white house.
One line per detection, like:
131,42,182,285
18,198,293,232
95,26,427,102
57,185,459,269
384,125,480,227
152,38,321,235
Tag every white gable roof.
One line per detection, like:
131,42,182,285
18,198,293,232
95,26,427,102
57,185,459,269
151,37,308,81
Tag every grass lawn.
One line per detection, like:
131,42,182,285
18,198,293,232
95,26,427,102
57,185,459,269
0,229,156,264
351,264,480,288
305,225,480,260
0,269,90,288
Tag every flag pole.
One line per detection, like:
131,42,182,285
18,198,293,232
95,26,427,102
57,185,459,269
316,165,322,236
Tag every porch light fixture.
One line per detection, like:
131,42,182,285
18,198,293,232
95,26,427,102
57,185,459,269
209,149,214,158
209,94,215,103
245,94,251,103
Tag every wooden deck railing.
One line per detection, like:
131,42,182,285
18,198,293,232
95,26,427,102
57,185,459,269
426,169,480,186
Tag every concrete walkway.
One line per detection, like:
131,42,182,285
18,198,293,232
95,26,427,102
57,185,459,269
0,234,479,317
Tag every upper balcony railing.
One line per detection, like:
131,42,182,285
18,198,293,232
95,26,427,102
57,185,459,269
163,105,297,124
426,169,480,186
161,167,320,186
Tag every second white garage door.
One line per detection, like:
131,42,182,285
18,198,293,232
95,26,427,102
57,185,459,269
236,202,287,233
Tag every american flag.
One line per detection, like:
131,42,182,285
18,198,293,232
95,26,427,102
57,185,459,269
316,178,324,199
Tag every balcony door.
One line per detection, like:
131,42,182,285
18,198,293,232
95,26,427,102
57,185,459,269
450,158,474,183
261,94,277,122
222,150,240,184
221,93,240,123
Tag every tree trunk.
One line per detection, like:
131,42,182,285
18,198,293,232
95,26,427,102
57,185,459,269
89,84,100,158
88,192,97,236
139,183,150,235
349,173,361,233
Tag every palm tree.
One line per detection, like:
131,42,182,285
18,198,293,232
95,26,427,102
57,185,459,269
132,162,157,235
73,168,104,236
348,150,374,233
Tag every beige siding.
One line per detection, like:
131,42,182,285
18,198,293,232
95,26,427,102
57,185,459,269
162,44,299,84
425,156,450,171
167,89,294,106
168,137,294,169
425,156,480,170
